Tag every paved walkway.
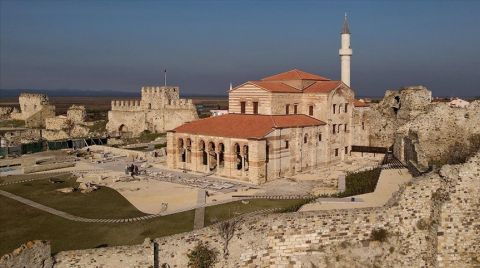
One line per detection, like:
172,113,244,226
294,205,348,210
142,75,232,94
299,168,412,211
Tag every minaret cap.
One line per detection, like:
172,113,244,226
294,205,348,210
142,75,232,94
342,13,350,34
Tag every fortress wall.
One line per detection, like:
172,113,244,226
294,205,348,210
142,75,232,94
0,240,53,268
110,100,143,112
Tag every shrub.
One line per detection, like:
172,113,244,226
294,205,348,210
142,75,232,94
416,218,429,230
187,242,218,268
336,168,382,198
370,228,388,242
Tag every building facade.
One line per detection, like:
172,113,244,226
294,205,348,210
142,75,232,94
106,86,198,137
167,17,370,184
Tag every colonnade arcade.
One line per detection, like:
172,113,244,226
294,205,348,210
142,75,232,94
176,137,250,176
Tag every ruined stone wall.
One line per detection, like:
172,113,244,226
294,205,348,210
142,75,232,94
366,86,432,147
0,240,53,268
0,106,18,120
66,105,86,123
393,101,480,169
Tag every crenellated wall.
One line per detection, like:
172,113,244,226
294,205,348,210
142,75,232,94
107,86,198,136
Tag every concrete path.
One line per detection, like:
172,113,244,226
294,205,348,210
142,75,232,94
193,189,206,229
299,168,412,211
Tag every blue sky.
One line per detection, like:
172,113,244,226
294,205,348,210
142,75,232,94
1,0,479,97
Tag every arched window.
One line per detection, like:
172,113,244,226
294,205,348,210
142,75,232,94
309,105,314,116
318,133,322,141
304,134,308,144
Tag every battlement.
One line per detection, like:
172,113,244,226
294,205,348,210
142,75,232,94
111,99,143,111
141,86,179,95
165,99,194,109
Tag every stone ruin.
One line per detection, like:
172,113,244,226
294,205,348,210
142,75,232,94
43,105,91,141
0,240,53,268
9,93,56,128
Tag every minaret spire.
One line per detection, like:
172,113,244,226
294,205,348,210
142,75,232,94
342,12,350,34
339,13,352,87
229,82,233,91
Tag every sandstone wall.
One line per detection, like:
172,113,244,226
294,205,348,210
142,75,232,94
366,86,432,147
394,101,480,169
66,105,86,123
0,240,53,268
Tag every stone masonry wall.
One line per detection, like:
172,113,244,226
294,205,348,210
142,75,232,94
0,240,54,268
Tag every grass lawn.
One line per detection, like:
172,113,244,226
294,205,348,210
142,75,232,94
0,173,310,256
336,167,382,197
0,195,195,255
204,199,306,226
0,174,146,219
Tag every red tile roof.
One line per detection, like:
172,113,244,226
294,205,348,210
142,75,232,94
261,69,331,81
249,81,301,93
303,81,342,93
353,99,369,107
172,114,326,139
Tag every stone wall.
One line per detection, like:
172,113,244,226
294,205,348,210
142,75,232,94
66,105,86,123
393,101,480,169
106,86,198,136
366,86,432,147
11,93,56,128
0,240,54,268
0,106,19,120
51,151,480,267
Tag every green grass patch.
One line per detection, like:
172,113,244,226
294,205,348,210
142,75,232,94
0,174,146,219
0,195,195,255
204,199,306,226
0,119,25,128
338,168,381,197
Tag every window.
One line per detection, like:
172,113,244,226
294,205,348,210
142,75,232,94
253,101,259,114
148,103,152,109
285,140,289,149
362,122,365,130
338,124,342,133
286,104,290,114
333,104,336,114
318,133,322,141
345,103,348,113
294,104,298,114
339,104,343,113
344,124,348,132
335,148,339,157
333,124,336,134
345,146,348,155
304,134,308,144
309,105,314,116
240,101,246,114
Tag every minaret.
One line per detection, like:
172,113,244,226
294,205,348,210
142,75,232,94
339,13,352,87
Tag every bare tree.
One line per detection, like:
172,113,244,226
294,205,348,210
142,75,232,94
217,217,241,258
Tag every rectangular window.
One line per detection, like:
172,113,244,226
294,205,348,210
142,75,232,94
309,105,314,116
318,133,322,141
240,101,246,114
344,124,348,132
294,104,298,114
345,146,348,155
333,124,336,134
286,104,290,115
253,101,259,114
345,103,348,113
333,104,336,114
338,124,342,133
362,122,365,130
285,140,289,149
335,148,339,157
266,144,269,163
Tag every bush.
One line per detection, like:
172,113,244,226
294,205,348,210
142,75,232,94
416,218,429,230
370,228,388,242
336,168,382,198
187,242,218,268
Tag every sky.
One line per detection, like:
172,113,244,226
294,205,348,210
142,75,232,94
1,0,479,97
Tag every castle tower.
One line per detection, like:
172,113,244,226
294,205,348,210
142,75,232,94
339,13,353,87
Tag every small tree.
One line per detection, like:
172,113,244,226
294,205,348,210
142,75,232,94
217,218,241,257
187,242,218,268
